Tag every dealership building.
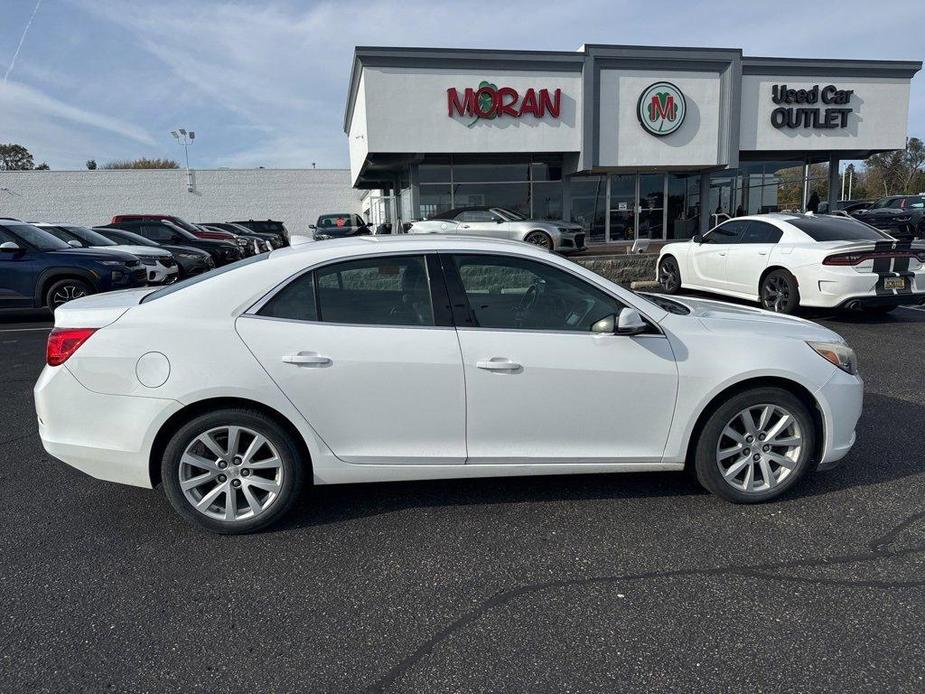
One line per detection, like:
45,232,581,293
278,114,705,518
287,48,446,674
345,44,921,245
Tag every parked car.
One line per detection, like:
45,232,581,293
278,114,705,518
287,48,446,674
204,222,285,249
657,213,925,315
309,213,371,240
852,195,925,239
200,225,269,255
35,235,861,533
92,227,215,278
231,219,290,246
100,219,243,266
34,223,178,285
110,213,253,257
408,207,587,253
0,220,146,310
817,199,872,215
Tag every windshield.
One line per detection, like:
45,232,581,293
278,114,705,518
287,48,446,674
163,220,199,240
5,223,70,250
96,228,159,247
141,253,267,303
871,197,901,209
789,216,892,241
494,208,527,221
63,226,117,246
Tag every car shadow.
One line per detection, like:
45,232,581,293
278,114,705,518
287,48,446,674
280,391,924,530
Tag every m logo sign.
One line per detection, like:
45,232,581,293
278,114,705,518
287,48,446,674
637,82,686,136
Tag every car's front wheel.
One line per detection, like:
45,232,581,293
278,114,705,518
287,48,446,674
161,409,304,533
760,269,800,314
524,230,553,250
694,387,815,503
658,256,682,294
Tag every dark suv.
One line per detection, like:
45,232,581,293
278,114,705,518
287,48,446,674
231,219,290,246
0,220,146,310
100,219,243,266
853,195,925,239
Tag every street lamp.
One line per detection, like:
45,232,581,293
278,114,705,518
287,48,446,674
171,128,196,192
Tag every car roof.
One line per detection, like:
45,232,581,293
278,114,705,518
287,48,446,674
272,234,539,259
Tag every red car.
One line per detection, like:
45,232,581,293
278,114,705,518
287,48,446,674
111,214,250,253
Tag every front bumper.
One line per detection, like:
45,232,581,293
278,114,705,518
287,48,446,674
34,364,182,488
813,367,863,470
555,231,587,253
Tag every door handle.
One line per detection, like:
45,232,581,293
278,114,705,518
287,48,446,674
282,352,332,367
718,251,727,256
460,224,470,229
476,357,522,372
758,250,768,255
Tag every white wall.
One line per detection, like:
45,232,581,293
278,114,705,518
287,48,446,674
356,66,582,157
0,168,361,235
739,75,910,152
348,72,370,184
598,69,723,168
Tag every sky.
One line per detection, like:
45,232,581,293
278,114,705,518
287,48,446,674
1,0,923,171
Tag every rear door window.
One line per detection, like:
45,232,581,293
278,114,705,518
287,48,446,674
739,221,783,244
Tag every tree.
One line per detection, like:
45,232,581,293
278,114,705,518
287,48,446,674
86,159,97,170
101,157,179,170
864,137,925,196
0,143,35,170
35,162,49,170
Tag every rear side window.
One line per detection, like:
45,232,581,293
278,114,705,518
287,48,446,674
739,221,783,244
789,216,891,241
258,272,317,321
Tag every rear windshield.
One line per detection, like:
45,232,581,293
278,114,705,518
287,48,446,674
140,253,268,303
789,216,892,242
317,215,356,228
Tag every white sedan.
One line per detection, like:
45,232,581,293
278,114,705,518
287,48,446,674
657,213,925,314
35,236,863,533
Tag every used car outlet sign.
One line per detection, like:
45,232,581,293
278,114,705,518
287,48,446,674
447,81,562,125
770,84,854,129
637,82,686,136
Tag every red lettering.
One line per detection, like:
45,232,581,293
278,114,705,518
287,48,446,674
447,87,476,116
497,87,520,117
519,88,538,117
539,88,561,118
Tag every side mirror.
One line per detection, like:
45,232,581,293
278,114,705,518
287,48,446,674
0,241,21,252
591,314,616,334
616,308,647,335
308,224,316,229
67,239,83,248
495,218,504,224
691,234,703,244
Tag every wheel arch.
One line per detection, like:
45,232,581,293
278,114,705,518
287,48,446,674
657,253,679,281
683,376,824,471
35,268,99,306
758,264,798,293
148,396,313,487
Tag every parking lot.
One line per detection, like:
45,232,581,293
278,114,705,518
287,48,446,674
2,302,924,694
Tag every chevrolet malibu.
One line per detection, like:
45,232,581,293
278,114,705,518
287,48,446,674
35,236,862,533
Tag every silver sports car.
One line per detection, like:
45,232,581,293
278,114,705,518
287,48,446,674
407,207,587,253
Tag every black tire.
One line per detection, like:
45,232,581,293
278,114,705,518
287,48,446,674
760,269,800,314
658,256,682,294
161,408,305,534
44,278,92,310
862,304,897,315
693,387,815,504
524,230,553,250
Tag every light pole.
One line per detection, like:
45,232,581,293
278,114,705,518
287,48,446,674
170,128,196,192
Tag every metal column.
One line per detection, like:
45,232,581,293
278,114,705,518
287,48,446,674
828,155,840,206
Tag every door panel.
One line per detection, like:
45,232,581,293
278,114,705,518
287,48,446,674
724,221,781,295
690,220,748,290
237,318,466,463
457,330,678,462
0,249,39,308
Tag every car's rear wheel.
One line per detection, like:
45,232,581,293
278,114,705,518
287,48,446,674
161,409,304,534
694,387,815,503
524,230,553,250
658,256,682,294
45,278,91,310
760,270,800,314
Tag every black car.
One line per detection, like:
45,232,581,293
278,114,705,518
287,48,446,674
99,219,243,266
310,213,371,241
0,221,146,310
817,199,872,215
205,222,285,249
852,195,925,239
230,219,290,246
93,227,215,278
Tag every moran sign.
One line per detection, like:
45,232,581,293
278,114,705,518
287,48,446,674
447,82,562,121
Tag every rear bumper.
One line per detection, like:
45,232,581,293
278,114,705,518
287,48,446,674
34,364,182,488
814,368,863,469
796,265,925,308
835,293,925,310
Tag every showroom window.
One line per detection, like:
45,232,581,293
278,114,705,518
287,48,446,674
415,155,563,221
567,175,607,244
666,174,701,240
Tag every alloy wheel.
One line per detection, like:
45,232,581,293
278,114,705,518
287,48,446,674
660,259,679,292
762,275,790,312
524,232,552,250
179,425,284,522
51,284,86,308
715,404,803,494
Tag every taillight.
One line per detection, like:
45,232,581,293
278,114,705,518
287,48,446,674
823,250,925,266
46,327,97,366
822,253,864,266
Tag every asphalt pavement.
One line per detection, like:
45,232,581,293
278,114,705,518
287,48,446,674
1,303,924,693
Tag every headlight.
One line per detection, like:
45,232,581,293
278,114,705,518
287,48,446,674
139,257,156,266
806,341,858,375
177,252,200,260
100,260,125,266
895,216,911,223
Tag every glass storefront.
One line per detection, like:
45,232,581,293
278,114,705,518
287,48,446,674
708,160,825,227
567,175,607,243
